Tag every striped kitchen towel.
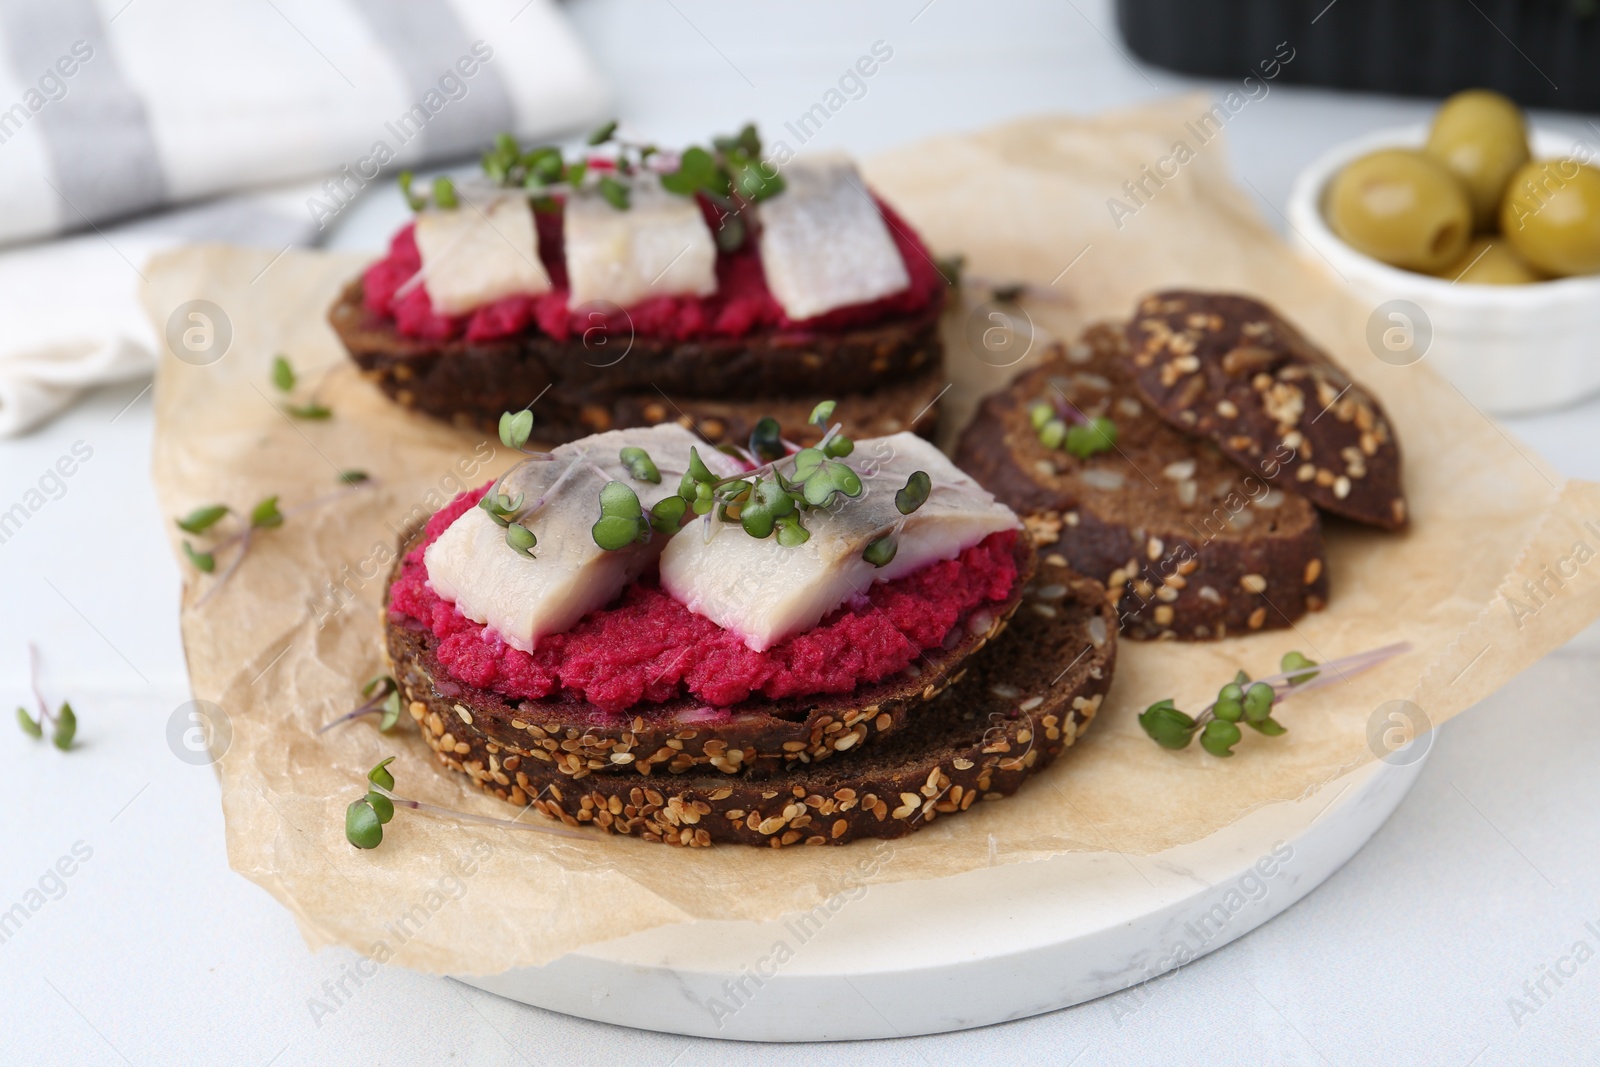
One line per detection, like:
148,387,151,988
0,0,608,436
0,0,608,245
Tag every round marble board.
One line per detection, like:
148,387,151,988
454,748,1426,1041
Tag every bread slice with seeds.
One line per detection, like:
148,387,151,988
953,326,1328,639
1124,291,1407,530
385,534,1036,780
394,566,1117,847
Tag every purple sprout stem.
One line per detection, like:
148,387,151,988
1197,641,1413,719
317,684,394,735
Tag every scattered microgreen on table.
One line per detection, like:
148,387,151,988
270,354,332,419
15,644,76,751
1138,644,1411,756
1030,398,1117,460
177,475,377,606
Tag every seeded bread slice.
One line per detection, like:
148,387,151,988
953,326,1328,640
395,565,1117,847
330,278,944,444
1125,291,1406,529
386,535,1035,779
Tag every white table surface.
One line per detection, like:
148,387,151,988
4,1,1600,1063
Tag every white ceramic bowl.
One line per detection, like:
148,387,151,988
1287,125,1600,416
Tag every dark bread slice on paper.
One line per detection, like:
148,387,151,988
384,535,1036,779
1124,291,1406,530
394,565,1118,847
954,325,1328,640
330,278,943,443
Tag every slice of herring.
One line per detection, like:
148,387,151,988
756,154,911,321
659,432,1021,652
413,192,551,316
424,425,741,653
564,176,718,309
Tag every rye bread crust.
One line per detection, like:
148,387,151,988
954,326,1328,640
392,564,1118,847
330,279,946,442
384,534,1037,778
1125,291,1406,530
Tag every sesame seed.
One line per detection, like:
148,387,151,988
1240,574,1267,593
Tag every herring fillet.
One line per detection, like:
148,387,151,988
659,433,1021,652
756,155,911,321
414,193,551,315
424,425,740,653
564,176,718,309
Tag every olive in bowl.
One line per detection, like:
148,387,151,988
1326,149,1472,273
1425,89,1531,231
1500,160,1600,277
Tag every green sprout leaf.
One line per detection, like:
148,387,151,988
283,401,332,420
619,446,661,484
432,176,459,210
505,522,538,557
250,496,283,529
587,120,618,145
338,470,370,485
649,494,687,535
748,416,784,463
397,171,425,211
1242,682,1276,724
895,471,931,516
176,504,229,535
16,706,41,739
598,175,630,210
662,146,717,196
1029,402,1054,431
367,756,396,791
599,480,643,518
1138,699,1197,750
345,799,383,849
739,477,796,539
791,447,825,482
687,446,716,484
823,434,854,458
1281,651,1319,686
271,355,295,393
1248,716,1288,737
51,702,75,751
499,409,534,451
593,515,642,551
863,532,898,568
182,542,215,573
1063,417,1118,460
1039,418,1067,450
1213,681,1244,723
808,400,836,428
775,513,810,547
801,461,862,508
1199,719,1242,757
478,490,523,527
366,790,395,824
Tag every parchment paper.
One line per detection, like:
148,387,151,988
147,98,1600,974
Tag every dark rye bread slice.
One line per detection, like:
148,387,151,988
953,326,1328,640
385,534,1036,779
1125,291,1407,530
395,566,1118,847
330,278,943,443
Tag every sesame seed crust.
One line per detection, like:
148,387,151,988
953,328,1328,640
384,530,1037,780
1125,291,1406,530
393,573,1118,847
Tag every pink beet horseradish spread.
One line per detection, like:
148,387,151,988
387,486,1020,716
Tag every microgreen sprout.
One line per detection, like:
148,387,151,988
619,446,660,483
319,675,404,734
15,644,77,751
862,470,931,568
432,177,458,210
592,481,651,550
505,522,538,557
587,120,618,146
499,409,535,451
270,356,333,420
177,480,376,605
1030,399,1117,460
1139,643,1412,756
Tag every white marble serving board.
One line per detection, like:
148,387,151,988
455,745,1427,1041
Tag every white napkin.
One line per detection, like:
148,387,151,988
0,0,608,436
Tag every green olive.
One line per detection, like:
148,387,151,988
1425,89,1530,230
1328,149,1472,273
1435,237,1544,284
1501,160,1600,277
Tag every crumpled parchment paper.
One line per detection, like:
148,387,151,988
145,96,1600,974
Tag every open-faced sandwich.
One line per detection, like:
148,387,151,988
384,406,1117,846
956,291,1405,640
331,125,950,446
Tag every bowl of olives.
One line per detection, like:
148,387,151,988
1287,90,1600,415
